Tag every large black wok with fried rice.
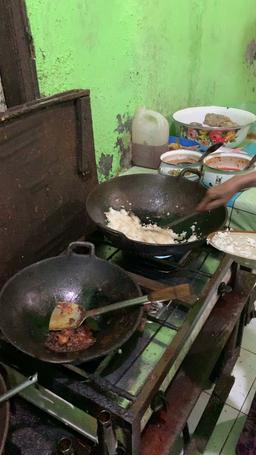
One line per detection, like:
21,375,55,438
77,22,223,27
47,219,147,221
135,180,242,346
86,174,227,256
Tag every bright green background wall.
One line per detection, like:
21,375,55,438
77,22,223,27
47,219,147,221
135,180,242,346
25,0,256,180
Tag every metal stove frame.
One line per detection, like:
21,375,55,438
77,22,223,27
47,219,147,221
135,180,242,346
2,242,245,455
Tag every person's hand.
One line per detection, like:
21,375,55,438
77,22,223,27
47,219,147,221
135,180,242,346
197,179,240,211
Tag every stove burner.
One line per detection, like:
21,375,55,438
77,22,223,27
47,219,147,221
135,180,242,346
123,249,188,263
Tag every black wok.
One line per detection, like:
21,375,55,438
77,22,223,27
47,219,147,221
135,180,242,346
0,242,142,364
86,174,227,255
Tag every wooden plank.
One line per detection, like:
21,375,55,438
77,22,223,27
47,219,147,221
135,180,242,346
75,97,94,176
0,90,90,122
0,0,39,106
0,91,98,287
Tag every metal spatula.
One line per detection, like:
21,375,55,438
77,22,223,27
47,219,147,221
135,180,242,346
176,143,223,166
49,283,191,331
168,211,199,229
243,154,256,171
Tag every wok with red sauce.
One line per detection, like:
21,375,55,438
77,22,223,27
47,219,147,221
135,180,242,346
0,242,142,364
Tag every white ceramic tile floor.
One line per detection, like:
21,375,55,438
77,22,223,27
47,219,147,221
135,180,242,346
188,392,211,434
198,405,242,455
241,377,256,414
170,318,256,454
241,317,256,353
226,347,256,410
220,413,247,454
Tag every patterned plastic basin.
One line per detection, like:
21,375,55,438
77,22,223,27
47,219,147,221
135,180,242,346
173,106,256,148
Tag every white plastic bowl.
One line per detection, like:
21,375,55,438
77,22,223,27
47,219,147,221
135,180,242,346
159,149,201,181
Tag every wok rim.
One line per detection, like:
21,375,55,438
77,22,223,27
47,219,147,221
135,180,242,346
86,174,228,249
91,219,228,249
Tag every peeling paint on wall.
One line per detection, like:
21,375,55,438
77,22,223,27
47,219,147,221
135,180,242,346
246,40,256,76
98,153,113,179
115,114,132,135
115,113,132,169
115,136,131,169
246,40,256,65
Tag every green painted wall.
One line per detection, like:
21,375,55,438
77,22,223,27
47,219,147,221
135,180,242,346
25,0,256,180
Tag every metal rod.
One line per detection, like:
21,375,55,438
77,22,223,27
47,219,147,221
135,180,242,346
65,364,135,402
97,410,117,455
86,295,150,319
0,372,38,403
147,314,179,330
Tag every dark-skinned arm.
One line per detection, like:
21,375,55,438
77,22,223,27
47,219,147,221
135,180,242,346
197,171,256,211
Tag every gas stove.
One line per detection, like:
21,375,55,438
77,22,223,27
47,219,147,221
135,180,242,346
0,90,254,455
0,232,234,455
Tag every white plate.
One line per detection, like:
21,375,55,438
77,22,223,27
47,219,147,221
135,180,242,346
207,230,256,268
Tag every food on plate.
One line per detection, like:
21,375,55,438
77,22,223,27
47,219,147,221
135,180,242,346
209,231,256,260
163,156,199,165
105,208,198,244
168,142,198,151
204,113,238,128
45,325,96,352
189,122,203,127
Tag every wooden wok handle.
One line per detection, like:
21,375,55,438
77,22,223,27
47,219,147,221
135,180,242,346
148,283,191,301
85,283,192,320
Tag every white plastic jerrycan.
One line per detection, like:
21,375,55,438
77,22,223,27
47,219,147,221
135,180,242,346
132,107,169,169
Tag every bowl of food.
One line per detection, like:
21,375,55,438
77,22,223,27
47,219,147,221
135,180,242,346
181,149,256,188
201,150,255,187
173,106,256,148
159,149,202,180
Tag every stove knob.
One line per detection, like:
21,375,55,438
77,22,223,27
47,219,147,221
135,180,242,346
151,391,167,413
218,282,232,296
56,437,75,455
